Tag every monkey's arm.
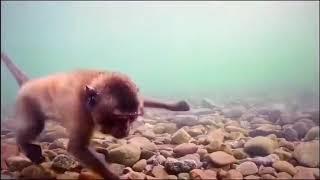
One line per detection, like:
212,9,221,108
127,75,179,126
67,112,119,180
143,97,190,111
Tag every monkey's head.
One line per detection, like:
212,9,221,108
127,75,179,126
84,72,143,138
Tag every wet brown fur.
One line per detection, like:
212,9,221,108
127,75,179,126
15,70,138,179
1,53,190,179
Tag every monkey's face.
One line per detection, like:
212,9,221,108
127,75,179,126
98,94,143,139
85,78,143,138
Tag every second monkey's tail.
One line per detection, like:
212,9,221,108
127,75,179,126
1,52,29,86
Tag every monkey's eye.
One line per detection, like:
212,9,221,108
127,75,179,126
86,93,100,110
85,85,100,109
88,95,96,106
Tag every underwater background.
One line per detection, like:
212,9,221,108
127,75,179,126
1,1,319,117
1,2,320,179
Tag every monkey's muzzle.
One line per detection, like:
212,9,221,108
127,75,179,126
101,111,143,139
113,110,143,121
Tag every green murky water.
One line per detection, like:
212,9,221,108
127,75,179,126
1,1,319,116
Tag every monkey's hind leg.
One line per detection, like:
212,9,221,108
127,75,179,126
15,97,45,164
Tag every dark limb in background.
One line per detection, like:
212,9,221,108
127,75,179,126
143,97,190,111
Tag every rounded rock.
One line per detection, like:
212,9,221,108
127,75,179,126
108,144,141,166
6,156,32,172
244,136,276,157
260,174,276,179
304,126,319,141
292,121,309,138
293,141,319,168
164,157,197,174
282,127,299,141
258,165,276,175
293,167,315,179
51,154,79,172
236,161,258,176
132,159,147,172
272,160,297,176
171,128,192,144
151,165,169,178
190,169,217,180
226,169,243,179
177,172,190,180
20,165,56,179
276,172,292,179
173,143,198,157
207,151,237,166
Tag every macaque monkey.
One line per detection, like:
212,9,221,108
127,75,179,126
1,53,190,180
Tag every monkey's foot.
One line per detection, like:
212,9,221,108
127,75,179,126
25,144,45,164
170,100,190,111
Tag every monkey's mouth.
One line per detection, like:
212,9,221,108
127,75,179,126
113,111,143,120
100,127,128,138
110,125,131,138
110,123,132,139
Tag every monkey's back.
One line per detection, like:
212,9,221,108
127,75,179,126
16,70,110,123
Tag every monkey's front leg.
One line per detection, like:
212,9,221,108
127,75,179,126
68,142,119,180
67,115,119,180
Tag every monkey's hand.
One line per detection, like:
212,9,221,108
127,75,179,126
67,111,121,180
68,142,120,180
23,143,45,164
168,100,190,111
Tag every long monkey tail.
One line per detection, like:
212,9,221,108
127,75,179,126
1,52,29,86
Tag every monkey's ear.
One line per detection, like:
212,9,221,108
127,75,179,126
85,85,98,109
85,85,97,96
